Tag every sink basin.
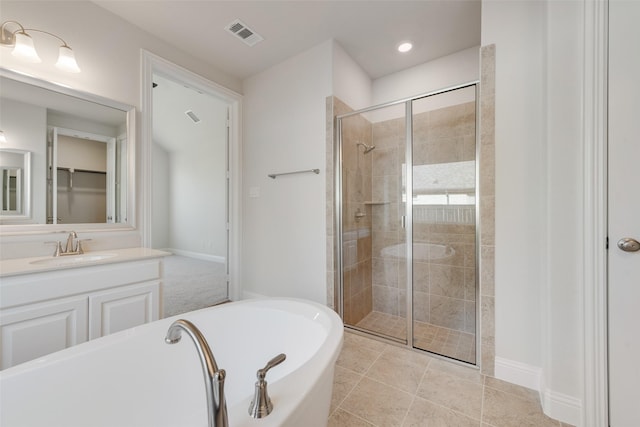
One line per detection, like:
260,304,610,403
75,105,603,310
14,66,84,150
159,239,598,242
29,253,117,266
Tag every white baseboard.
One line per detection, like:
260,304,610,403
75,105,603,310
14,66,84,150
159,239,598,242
164,248,225,264
494,356,542,391
542,389,582,427
495,357,581,426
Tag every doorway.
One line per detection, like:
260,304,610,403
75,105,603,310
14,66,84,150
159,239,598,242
141,51,243,313
336,83,479,364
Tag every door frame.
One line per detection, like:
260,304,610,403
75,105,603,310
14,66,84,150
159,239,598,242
140,50,243,302
582,0,608,425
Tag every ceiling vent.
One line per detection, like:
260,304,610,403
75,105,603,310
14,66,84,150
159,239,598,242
225,19,264,47
185,110,201,124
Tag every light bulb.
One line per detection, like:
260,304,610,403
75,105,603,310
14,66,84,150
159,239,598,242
397,42,413,53
12,32,41,63
55,45,81,73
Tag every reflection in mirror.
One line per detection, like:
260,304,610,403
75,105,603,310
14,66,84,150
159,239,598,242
0,69,133,229
0,149,30,218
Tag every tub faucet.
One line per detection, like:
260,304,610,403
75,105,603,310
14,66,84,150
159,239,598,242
165,319,228,427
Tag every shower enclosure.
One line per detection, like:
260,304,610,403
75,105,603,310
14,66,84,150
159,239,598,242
336,83,478,365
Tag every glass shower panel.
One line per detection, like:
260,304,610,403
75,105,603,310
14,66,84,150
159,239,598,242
339,102,407,342
411,86,477,363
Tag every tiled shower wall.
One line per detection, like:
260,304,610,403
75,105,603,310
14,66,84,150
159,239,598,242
412,102,477,335
369,102,477,337
369,116,406,318
335,98,373,325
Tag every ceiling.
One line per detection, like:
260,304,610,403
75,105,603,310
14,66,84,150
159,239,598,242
92,0,481,81
152,74,228,153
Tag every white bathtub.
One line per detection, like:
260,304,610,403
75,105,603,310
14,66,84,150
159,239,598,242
0,298,343,427
380,242,455,261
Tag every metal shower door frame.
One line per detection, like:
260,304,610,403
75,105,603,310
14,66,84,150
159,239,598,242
335,81,480,366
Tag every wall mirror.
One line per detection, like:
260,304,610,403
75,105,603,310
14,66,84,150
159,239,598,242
0,149,30,219
0,68,135,232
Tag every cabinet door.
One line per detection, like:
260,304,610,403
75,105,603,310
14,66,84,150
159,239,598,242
0,296,88,369
88,281,160,339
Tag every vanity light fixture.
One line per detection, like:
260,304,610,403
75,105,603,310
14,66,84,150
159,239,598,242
0,131,6,144
397,42,413,53
0,20,81,73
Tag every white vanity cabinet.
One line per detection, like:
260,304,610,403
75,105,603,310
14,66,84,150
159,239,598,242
0,251,166,370
0,295,88,369
88,281,159,339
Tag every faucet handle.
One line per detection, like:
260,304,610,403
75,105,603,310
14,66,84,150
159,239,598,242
249,353,286,418
45,241,63,257
256,353,286,380
77,239,92,254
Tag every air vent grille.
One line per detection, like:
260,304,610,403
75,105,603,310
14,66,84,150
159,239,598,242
225,19,264,47
185,110,201,123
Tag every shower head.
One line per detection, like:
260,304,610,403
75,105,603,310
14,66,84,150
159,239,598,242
357,142,376,154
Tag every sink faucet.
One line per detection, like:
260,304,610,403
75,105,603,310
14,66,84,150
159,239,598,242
65,231,78,253
46,231,87,256
165,319,228,427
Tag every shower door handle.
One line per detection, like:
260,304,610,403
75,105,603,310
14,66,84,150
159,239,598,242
401,215,407,229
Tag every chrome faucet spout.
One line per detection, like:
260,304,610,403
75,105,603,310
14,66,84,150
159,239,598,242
165,319,228,427
65,231,78,253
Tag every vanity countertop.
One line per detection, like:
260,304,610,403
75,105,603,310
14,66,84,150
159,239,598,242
0,248,170,278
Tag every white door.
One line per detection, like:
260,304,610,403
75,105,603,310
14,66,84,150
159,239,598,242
608,1,640,425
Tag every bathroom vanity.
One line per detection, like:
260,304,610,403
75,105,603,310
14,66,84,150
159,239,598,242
0,248,168,369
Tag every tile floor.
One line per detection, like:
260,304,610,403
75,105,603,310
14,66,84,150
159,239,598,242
356,311,476,364
329,330,573,427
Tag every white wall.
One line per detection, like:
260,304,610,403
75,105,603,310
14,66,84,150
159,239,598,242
168,103,228,258
373,46,480,105
151,144,170,250
482,0,584,423
0,99,47,224
332,41,372,111
482,0,547,375
242,40,333,303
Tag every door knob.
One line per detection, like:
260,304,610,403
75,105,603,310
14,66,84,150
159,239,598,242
617,238,640,252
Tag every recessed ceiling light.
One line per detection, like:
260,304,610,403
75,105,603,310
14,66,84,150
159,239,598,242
398,42,413,53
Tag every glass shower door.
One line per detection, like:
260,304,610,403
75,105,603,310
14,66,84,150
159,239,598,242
411,86,478,364
338,102,408,343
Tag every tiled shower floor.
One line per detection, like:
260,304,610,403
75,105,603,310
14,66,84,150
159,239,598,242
355,311,476,364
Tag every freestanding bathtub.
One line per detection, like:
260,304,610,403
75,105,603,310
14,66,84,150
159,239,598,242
0,298,343,427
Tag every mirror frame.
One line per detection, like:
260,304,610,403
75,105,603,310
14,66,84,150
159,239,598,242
0,68,136,235
0,149,31,220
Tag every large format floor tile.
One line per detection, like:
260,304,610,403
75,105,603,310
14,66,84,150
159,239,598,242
328,330,571,427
